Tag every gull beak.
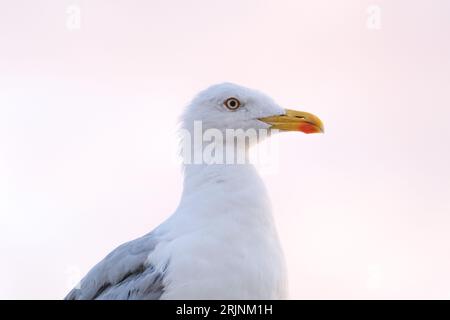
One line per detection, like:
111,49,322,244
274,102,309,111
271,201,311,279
258,109,324,134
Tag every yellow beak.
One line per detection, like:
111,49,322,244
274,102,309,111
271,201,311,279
258,109,324,134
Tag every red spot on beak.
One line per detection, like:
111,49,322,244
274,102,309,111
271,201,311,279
298,123,319,134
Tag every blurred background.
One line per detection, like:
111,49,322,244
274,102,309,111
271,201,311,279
1,0,449,299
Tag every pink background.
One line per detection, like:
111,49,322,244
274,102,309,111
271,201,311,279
1,0,450,299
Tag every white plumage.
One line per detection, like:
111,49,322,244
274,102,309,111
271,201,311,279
66,83,323,300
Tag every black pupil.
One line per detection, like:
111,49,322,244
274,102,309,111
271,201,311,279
229,100,237,107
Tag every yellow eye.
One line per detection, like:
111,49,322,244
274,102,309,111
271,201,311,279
224,97,241,111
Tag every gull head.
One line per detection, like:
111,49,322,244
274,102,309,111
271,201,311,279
181,82,324,135
179,83,324,165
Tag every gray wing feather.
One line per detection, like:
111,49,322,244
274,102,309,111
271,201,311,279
65,232,167,300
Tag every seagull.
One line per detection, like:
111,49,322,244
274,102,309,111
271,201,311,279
65,83,324,300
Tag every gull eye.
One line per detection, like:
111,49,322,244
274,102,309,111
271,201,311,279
224,97,241,111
